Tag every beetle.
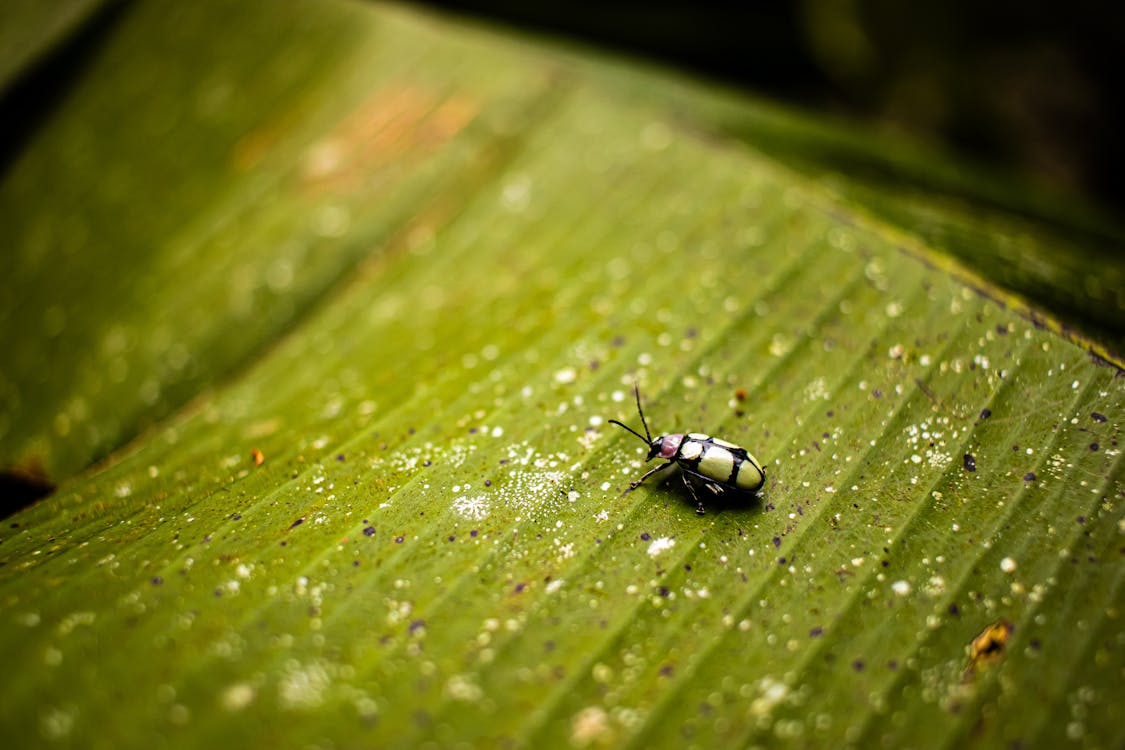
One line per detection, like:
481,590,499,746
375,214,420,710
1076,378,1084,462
609,384,765,514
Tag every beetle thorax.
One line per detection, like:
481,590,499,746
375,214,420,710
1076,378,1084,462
649,434,685,460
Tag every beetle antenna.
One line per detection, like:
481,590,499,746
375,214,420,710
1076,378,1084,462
608,382,654,445
608,418,649,445
632,382,652,443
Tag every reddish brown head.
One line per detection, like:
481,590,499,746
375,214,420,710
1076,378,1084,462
648,434,684,461
610,384,674,460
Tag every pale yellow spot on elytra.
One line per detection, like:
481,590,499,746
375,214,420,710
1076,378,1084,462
679,441,704,460
735,456,764,490
698,446,735,479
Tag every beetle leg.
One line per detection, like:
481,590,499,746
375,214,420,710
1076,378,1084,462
682,473,706,515
628,460,677,491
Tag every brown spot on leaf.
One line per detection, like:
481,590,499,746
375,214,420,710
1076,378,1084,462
964,619,1014,680
297,85,478,195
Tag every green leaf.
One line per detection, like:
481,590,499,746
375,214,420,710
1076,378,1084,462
1,2,1122,749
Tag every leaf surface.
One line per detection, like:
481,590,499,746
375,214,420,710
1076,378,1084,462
1,3,1122,749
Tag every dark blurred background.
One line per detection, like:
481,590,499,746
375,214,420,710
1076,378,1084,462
418,0,1125,217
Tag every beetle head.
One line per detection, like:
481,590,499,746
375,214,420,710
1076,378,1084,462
611,383,682,462
649,434,684,461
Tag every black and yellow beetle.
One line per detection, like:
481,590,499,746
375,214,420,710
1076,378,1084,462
609,384,765,514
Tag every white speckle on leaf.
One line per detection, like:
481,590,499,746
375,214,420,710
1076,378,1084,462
647,537,675,557
221,683,256,712
1000,557,1018,573
750,677,789,716
40,705,77,740
279,661,330,710
891,580,911,596
769,333,793,357
444,674,482,702
452,495,490,520
805,377,829,402
571,706,611,746
56,611,96,636
500,175,532,212
554,367,577,384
